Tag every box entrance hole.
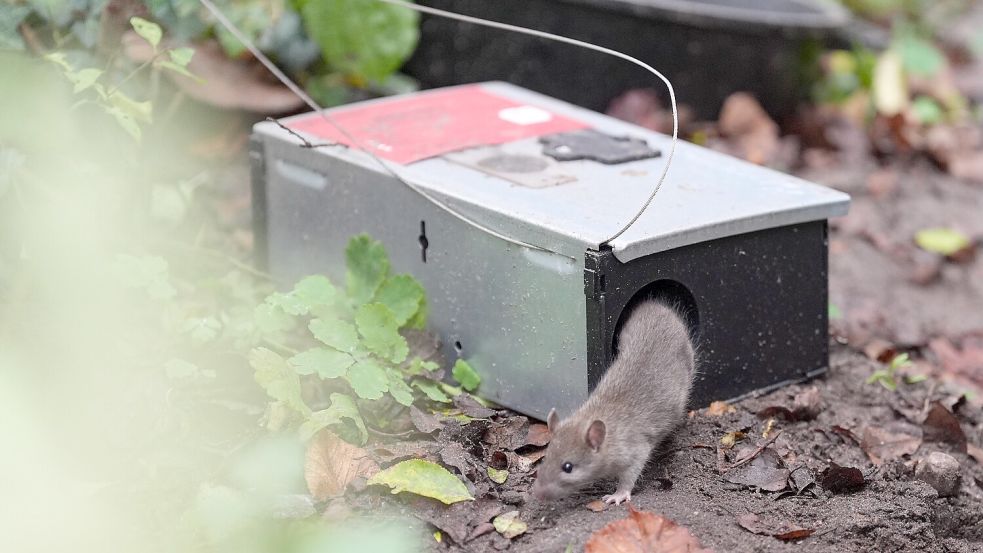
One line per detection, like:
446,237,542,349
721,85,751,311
612,279,700,355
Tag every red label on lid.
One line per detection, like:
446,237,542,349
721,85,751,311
287,85,589,164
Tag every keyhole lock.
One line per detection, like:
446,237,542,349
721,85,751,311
418,221,429,263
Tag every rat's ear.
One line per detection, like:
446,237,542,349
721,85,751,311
546,408,559,433
585,420,606,452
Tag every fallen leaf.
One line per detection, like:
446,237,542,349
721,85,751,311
706,401,736,416
438,442,474,477
526,423,552,447
757,387,822,422
718,92,780,165
454,394,498,418
412,497,500,545
830,425,861,445
492,511,527,539
487,467,509,484
789,466,816,494
586,499,609,512
305,430,379,501
466,522,496,542
370,440,434,465
915,228,972,257
520,448,547,465
367,458,474,504
724,447,789,492
484,416,530,451
929,337,983,386
861,424,923,465
967,443,983,464
820,463,865,493
736,513,815,542
585,504,712,553
922,401,968,453
409,406,443,434
720,431,746,448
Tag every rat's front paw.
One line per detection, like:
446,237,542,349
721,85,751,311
602,490,631,505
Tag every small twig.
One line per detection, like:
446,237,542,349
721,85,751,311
266,117,337,149
721,431,783,473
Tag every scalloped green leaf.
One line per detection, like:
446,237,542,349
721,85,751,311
250,347,310,416
367,459,473,504
309,318,358,353
356,303,408,363
289,347,354,379
294,274,337,309
387,369,415,406
375,274,425,326
348,359,388,400
451,359,480,392
299,393,367,443
412,379,450,403
345,234,390,305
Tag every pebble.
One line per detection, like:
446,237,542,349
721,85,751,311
914,451,961,497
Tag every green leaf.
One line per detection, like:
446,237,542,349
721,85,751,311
293,274,337,310
158,60,195,79
451,359,480,392
412,379,450,403
104,106,141,140
912,96,944,125
367,459,473,504
915,228,971,256
348,359,388,399
356,303,408,363
345,234,390,305
299,392,367,443
889,352,912,371
183,316,222,345
267,291,308,316
309,318,358,353
895,33,944,77
289,347,353,379
301,0,419,82
254,303,295,335
387,369,414,406
70,68,102,93
905,374,928,385
130,16,162,49
374,274,425,326
168,46,195,67
487,467,508,484
492,511,527,539
405,295,428,329
108,90,153,123
406,358,439,376
250,347,311,416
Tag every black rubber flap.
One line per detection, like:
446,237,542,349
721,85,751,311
540,129,661,164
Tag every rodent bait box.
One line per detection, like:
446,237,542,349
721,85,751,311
250,82,850,419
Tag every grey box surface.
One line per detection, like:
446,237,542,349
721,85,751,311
250,82,849,419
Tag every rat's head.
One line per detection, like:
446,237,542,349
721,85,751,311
530,408,606,502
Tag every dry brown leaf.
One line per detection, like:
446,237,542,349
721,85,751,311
736,513,815,542
706,401,736,416
122,33,305,113
717,92,780,165
305,430,380,500
861,424,922,465
526,423,552,447
586,499,609,512
923,401,968,453
585,504,713,553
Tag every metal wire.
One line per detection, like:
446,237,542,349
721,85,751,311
198,0,678,251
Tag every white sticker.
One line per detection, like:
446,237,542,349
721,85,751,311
497,105,553,126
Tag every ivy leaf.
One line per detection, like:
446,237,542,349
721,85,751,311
289,347,353,379
299,393,368,443
387,369,415,406
345,234,390,305
451,359,480,392
293,274,337,311
915,228,971,256
250,347,311,416
375,274,425,326
130,16,162,50
348,359,389,400
413,379,451,403
301,0,419,82
356,303,408,363
168,46,195,67
367,459,473,504
309,318,358,353
70,68,102,93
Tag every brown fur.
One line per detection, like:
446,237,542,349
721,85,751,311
531,300,695,502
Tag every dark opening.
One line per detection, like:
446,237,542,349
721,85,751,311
418,221,429,262
454,340,463,353
612,279,700,355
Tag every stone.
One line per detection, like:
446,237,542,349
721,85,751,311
915,452,961,497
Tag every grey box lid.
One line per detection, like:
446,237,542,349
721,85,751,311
256,81,849,263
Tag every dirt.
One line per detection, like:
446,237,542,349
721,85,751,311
370,345,982,552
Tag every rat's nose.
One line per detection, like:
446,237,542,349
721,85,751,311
530,480,551,501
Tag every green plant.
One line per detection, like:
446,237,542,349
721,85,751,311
867,352,917,390
249,234,478,444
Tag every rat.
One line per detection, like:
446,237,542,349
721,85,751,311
530,299,695,505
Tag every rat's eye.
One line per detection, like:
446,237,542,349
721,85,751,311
562,462,573,473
